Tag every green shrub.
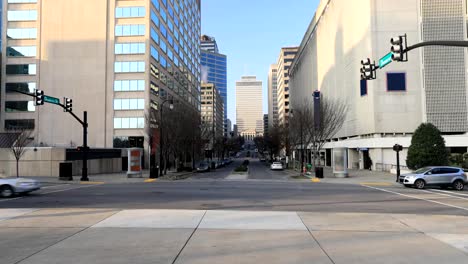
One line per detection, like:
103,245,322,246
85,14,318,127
449,153,464,167
406,123,449,170
234,165,248,172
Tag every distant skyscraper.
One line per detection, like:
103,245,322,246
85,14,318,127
200,35,219,53
200,35,228,136
226,119,232,138
263,114,269,138
277,47,298,126
268,64,278,130
236,76,263,140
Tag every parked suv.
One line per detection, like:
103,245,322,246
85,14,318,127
399,166,467,191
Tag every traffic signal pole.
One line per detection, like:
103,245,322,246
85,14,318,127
13,89,89,181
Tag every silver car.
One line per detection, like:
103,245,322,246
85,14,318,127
399,166,467,191
0,178,41,198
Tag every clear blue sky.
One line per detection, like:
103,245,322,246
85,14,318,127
201,0,320,125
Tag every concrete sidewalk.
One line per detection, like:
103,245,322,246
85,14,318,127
26,170,193,185
1,208,467,264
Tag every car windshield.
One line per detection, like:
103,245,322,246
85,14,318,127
273,162,281,165
413,167,431,174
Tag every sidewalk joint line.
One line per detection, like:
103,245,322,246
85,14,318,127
297,212,336,264
171,210,207,264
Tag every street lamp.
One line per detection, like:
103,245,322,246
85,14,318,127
159,98,174,176
290,110,304,173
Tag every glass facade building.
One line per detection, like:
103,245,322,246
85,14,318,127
200,37,227,135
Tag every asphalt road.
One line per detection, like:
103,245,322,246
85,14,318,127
1,160,468,216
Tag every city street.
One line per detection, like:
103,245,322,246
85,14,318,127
2,159,468,263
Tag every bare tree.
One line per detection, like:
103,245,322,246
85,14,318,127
7,129,34,178
289,100,315,169
311,97,348,166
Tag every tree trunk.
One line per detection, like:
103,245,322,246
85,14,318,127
16,159,19,178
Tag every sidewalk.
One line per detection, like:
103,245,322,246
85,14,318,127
26,170,194,185
292,167,399,186
1,208,467,264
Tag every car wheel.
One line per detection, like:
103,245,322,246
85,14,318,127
414,179,425,189
452,180,465,191
0,185,15,198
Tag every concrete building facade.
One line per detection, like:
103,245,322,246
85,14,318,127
1,0,201,153
201,82,223,143
236,76,263,140
289,0,468,171
267,64,278,130
276,47,298,126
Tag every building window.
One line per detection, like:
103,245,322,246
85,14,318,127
151,10,160,26
115,7,145,18
113,117,145,129
150,45,159,61
8,0,37,2
5,119,35,130
360,79,367,96
151,0,160,10
7,46,36,57
115,24,145,36
160,24,167,38
7,10,37,21
151,27,159,44
114,80,145,91
7,28,37,39
6,64,36,75
387,72,406,92
114,99,145,110
6,82,36,93
114,61,145,73
115,43,145,54
5,101,35,112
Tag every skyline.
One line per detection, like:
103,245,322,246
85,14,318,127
201,0,321,124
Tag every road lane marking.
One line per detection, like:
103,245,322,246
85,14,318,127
430,189,468,197
361,182,393,187
363,185,468,212
80,181,105,185
421,189,468,202
41,183,103,194
311,178,321,183
144,179,157,183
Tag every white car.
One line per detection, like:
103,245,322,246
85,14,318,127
0,178,41,198
270,162,284,170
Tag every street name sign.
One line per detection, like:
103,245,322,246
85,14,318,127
379,52,393,69
44,95,61,105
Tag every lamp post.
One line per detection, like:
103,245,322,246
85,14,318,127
159,99,174,176
393,144,403,182
290,110,304,173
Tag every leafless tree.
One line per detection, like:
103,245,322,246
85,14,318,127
289,100,315,169
7,129,34,178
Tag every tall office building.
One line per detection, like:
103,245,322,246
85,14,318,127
200,35,227,136
267,64,278,130
236,76,263,140
263,114,268,138
226,118,232,138
1,0,201,151
289,0,468,169
200,83,223,144
276,47,298,126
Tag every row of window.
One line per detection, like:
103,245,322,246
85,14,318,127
8,0,37,3
114,99,145,110
7,46,36,57
6,64,36,75
6,82,36,93
5,119,35,130
115,43,145,55
114,117,145,129
114,61,145,73
7,28,37,39
114,80,145,92
115,24,145,37
360,73,407,96
7,10,37,21
5,101,35,112
115,7,145,18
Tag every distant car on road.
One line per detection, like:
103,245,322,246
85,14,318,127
196,162,210,173
270,162,284,171
259,157,266,162
0,178,41,198
399,166,467,190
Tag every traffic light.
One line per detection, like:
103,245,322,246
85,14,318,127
391,35,407,62
64,98,73,112
360,58,376,80
34,89,44,106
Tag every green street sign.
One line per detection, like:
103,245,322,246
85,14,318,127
43,95,61,105
379,52,393,69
